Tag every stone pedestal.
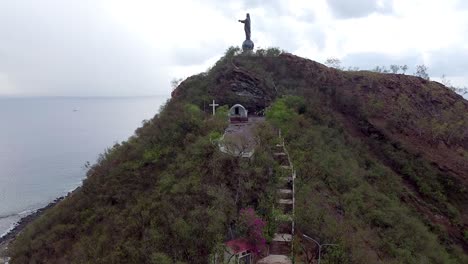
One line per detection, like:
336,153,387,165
242,39,254,52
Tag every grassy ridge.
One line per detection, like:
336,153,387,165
9,48,468,263
267,96,467,263
9,101,273,263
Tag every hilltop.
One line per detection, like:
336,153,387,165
6,48,468,263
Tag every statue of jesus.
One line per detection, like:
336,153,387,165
238,13,251,40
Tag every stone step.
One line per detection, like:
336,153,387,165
277,221,292,233
276,215,293,223
274,144,284,150
278,179,293,190
274,155,290,166
273,233,292,242
277,189,292,199
277,203,293,214
278,189,292,194
278,199,293,205
270,241,291,255
278,176,293,181
273,152,287,156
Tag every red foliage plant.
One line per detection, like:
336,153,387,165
238,208,267,253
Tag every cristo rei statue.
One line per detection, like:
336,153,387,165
238,13,254,51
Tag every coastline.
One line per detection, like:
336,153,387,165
0,196,65,263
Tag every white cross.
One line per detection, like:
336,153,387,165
209,100,219,115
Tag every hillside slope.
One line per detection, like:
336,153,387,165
9,48,468,263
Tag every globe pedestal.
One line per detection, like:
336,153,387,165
242,39,254,52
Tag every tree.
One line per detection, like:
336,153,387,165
440,74,452,87
324,58,343,70
448,87,468,95
400,65,408,74
224,46,241,58
347,66,359,71
238,208,267,254
265,47,283,56
266,96,303,134
171,78,183,90
439,75,468,96
415,65,429,80
390,65,399,74
372,66,383,73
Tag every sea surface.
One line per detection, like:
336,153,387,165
0,96,166,237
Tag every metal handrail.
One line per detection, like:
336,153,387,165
302,234,336,264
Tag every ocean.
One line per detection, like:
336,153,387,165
0,96,166,237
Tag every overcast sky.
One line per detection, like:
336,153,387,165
0,0,467,97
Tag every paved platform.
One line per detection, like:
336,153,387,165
219,116,264,157
257,254,292,264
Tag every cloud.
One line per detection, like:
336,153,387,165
327,0,394,19
171,42,227,66
0,0,169,96
241,0,287,16
0,0,467,96
198,0,289,21
428,48,468,77
456,0,468,9
0,73,16,95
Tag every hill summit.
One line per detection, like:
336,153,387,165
7,48,468,263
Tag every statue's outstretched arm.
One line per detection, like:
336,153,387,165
238,19,246,23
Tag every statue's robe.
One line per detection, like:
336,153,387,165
239,17,251,40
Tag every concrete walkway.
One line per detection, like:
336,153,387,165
257,255,291,264
257,134,295,264
218,120,296,264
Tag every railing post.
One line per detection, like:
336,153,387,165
292,170,295,236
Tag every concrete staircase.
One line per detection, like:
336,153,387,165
258,138,295,264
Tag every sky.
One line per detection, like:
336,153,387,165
0,0,467,97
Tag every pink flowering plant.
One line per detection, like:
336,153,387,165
238,208,267,253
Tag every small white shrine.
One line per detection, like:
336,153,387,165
229,104,248,123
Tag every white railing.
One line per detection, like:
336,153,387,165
277,129,296,262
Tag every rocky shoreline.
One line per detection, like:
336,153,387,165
0,197,65,262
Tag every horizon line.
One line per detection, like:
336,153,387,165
0,94,169,99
